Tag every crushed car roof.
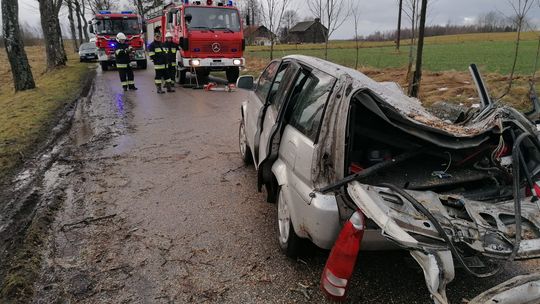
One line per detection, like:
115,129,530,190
283,55,504,140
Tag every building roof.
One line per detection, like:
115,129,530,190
243,25,274,37
289,20,327,33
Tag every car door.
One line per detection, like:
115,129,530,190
244,60,280,166
257,61,301,167
277,69,336,227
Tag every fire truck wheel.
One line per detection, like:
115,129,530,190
195,68,209,84
100,62,109,72
137,60,147,69
226,67,240,84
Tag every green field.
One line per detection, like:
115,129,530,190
247,32,540,75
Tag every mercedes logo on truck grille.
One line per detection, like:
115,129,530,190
211,43,221,53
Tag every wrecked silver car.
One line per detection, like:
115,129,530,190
237,55,540,303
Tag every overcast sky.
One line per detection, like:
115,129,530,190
6,0,540,39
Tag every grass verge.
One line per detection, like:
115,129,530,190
0,46,95,183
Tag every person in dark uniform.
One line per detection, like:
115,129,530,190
114,32,138,91
148,32,167,94
163,32,180,92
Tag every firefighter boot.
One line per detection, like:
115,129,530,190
122,85,128,92
129,84,138,91
156,84,165,94
166,82,175,92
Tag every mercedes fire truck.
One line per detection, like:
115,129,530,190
89,11,147,71
146,0,245,83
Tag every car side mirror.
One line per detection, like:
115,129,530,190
185,14,193,24
237,76,254,90
142,21,147,33
167,12,174,23
89,24,94,34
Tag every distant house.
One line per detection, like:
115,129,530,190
244,25,276,46
287,19,328,44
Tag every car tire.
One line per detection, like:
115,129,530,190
226,67,240,84
277,188,305,258
239,120,252,165
100,62,108,71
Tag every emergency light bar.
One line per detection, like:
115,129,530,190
121,11,133,14
99,10,111,14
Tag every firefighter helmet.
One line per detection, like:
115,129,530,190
165,32,173,38
116,32,127,41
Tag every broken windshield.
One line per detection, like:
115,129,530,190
185,7,241,32
95,18,140,35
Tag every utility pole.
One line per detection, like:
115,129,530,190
396,0,402,51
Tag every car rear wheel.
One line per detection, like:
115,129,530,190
277,188,304,258
239,120,252,164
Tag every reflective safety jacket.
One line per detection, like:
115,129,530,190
163,41,180,66
148,40,167,69
114,42,131,68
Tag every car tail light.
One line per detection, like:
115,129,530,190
320,210,365,301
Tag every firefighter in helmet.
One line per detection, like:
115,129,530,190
164,32,180,92
148,31,168,94
114,32,138,91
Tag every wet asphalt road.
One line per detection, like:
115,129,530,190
33,64,540,304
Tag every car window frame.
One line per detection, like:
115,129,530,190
255,60,281,103
287,68,337,144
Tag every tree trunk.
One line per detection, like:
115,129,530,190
74,0,84,44
38,0,68,70
2,0,36,91
396,0,402,51
135,0,144,16
66,0,79,52
408,0,427,98
406,0,417,82
533,34,540,80
503,20,523,96
80,0,89,41
270,38,274,60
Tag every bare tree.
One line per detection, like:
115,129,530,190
396,0,403,50
403,0,419,80
408,0,427,97
352,2,361,69
78,0,90,41
86,0,116,14
73,0,84,44
38,0,68,69
240,0,262,26
65,0,79,52
307,0,351,59
261,0,292,60
501,0,535,97
533,0,540,80
2,0,36,91
132,0,164,17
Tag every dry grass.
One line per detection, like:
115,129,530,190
243,54,539,111
0,46,94,181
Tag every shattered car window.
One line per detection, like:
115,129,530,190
289,70,335,142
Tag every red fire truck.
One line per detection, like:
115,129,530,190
89,11,148,71
146,0,245,84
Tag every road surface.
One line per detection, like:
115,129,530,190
31,65,540,303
